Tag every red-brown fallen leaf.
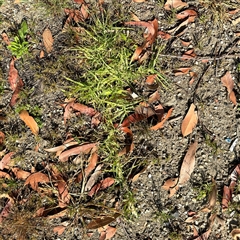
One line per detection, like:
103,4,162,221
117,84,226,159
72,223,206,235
118,127,134,156
42,28,54,53
8,58,20,91
174,67,191,76
0,194,14,223
64,7,89,26
158,31,172,40
74,0,84,3
0,131,5,145
1,32,10,45
39,50,45,58
145,74,157,85
176,9,197,20
57,179,70,208
130,46,143,62
86,213,120,229
164,0,188,10
162,177,179,197
222,164,240,210
88,177,115,197
194,229,211,240
24,172,50,191
181,103,198,137
63,99,100,126
181,49,197,60
59,143,97,162
53,225,66,236
133,0,146,2
120,103,155,127
178,141,198,186
98,225,117,240
150,107,173,130
221,71,237,105
0,171,11,179
12,167,30,180
10,78,24,107
44,141,79,156
181,40,191,46
84,147,99,177
125,19,158,62
148,91,160,104
231,229,240,240
0,152,14,170
19,110,39,135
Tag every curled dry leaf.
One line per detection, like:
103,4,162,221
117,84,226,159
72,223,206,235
158,31,171,40
231,229,240,240
150,107,173,130
181,49,197,60
0,131,5,145
0,152,14,170
174,67,191,76
162,178,179,198
51,166,71,208
86,213,120,229
44,141,79,156
42,28,54,53
164,0,188,10
118,127,134,156
148,91,160,104
12,167,30,180
8,58,20,91
176,9,197,20
125,19,158,62
178,141,198,186
59,143,97,162
194,229,211,240
0,171,11,179
145,74,157,85
19,110,39,135
133,0,146,2
98,225,117,240
53,225,66,236
222,164,240,210
221,71,237,105
83,147,98,177
88,177,115,197
181,103,198,137
24,172,50,191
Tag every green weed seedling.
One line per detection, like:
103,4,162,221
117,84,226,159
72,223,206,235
7,20,29,59
196,182,213,201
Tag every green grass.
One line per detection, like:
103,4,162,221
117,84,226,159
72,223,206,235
67,14,166,124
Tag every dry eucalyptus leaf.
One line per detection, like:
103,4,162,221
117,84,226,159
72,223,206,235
178,141,198,186
19,110,39,135
24,172,50,191
181,103,198,137
42,28,54,53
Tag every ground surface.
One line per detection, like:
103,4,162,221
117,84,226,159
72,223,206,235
0,0,240,240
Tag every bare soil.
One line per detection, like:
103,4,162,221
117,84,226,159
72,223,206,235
0,0,240,239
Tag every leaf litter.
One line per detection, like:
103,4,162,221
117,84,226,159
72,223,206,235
1,0,240,239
